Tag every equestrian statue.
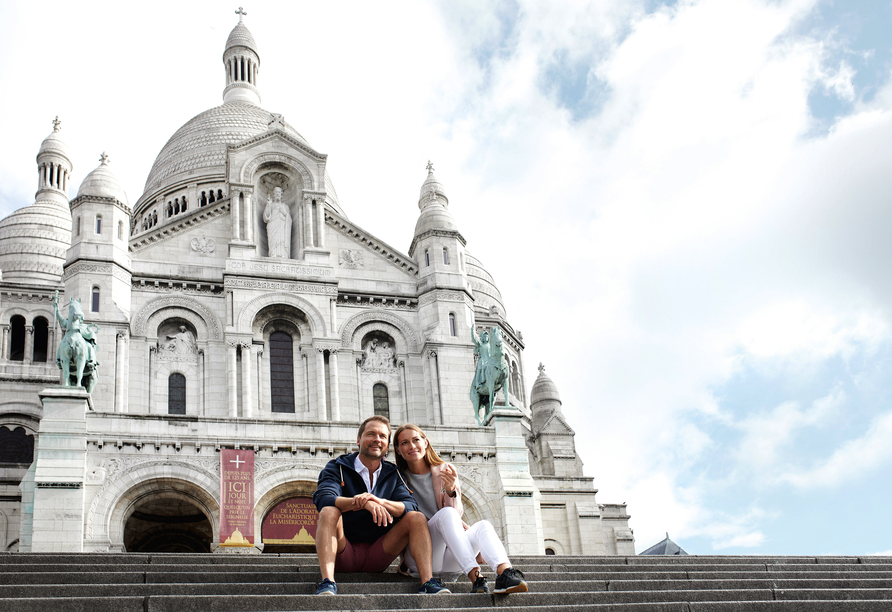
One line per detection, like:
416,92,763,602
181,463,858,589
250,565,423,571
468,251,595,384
470,322,511,425
53,291,100,394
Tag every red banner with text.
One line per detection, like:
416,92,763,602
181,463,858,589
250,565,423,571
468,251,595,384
219,449,255,547
262,497,318,545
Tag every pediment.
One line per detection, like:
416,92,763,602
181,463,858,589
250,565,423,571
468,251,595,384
326,209,418,278
539,413,576,437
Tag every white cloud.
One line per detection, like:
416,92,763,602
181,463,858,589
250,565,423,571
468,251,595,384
777,411,892,489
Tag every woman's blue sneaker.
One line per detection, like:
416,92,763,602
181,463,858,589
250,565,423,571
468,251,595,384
418,577,451,594
314,578,338,595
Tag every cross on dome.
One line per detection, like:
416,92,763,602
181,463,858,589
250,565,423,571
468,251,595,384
52,116,61,132
235,6,247,21
538,362,545,373
99,152,110,165
426,160,435,173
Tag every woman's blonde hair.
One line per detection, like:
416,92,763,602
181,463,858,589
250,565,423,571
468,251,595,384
392,423,446,470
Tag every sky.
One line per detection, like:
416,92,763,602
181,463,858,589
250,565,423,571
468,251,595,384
1,0,891,556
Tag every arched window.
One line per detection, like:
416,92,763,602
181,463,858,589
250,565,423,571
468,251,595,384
200,191,207,206
545,548,556,556
9,315,25,361
168,373,186,415
153,211,157,224
95,215,102,234
0,426,35,463
182,197,187,212
449,313,456,337
269,332,295,413
167,203,173,217
174,200,180,214
373,383,390,419
118,220,124,240
217,189,223,200
425,250,430,267
91,287,100,313
443,247,449,265
209,190,216,204
32,317,49,363
76,216,81,236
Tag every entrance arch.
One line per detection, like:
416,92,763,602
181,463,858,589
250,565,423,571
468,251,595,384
124,490,213,552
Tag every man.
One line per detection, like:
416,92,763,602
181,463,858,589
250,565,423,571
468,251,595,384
313,415,450,595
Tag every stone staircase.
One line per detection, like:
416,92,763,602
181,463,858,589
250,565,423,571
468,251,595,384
1,553,891,611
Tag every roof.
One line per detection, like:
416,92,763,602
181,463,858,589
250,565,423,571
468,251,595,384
639,534,689,556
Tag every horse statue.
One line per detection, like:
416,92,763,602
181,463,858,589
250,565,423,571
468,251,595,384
53,291,99,394
470,324,511,425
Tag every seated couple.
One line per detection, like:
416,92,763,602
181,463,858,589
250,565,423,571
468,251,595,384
312,415,528,595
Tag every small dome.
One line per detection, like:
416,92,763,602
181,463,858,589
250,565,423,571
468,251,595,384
37,117,72,165
413,201,458,235
530,364,562,406
465,252,507,319
225,20,258,55
77,153,129,206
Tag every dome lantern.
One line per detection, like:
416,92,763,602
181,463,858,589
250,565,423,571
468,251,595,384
223,7,261,106
35,116,73,207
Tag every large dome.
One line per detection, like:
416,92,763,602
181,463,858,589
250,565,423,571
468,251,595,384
143,103,312,195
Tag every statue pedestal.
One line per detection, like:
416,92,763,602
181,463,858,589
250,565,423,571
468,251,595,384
483,408,544,555
29,386,91,552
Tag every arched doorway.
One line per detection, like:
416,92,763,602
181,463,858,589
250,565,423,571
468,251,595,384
124,491,213,553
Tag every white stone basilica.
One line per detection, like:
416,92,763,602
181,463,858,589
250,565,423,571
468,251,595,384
0,14,634,556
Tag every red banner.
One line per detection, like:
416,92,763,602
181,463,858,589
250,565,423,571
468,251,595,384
219,449,255,547
262,497,318,545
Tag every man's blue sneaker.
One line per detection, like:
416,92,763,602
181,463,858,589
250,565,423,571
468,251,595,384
418,577,451,594
315,578,338,595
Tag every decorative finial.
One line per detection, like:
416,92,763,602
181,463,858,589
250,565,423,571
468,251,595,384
426,160,434,173
538,362,545,373
52,116,61,132
235,6,247,21
99,152,110,165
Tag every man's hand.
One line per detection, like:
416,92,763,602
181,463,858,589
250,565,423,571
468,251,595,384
351,492,378,510
362,499,394,526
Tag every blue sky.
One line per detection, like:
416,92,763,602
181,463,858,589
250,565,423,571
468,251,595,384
1,0,892,555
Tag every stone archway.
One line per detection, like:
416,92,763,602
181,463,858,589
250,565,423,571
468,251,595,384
124,489,213,553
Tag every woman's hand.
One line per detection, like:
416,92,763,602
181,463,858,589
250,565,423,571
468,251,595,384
440,464,457,495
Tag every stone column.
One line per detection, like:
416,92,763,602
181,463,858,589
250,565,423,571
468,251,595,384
48,328,55,366
303,197,313,248
115,332,126,413
24,325,34,364
301,349,310,413
356,358,364,419
329,348,340,422
330,299,337,333
241,343,253,418
30,386,92,552
148,346,155,414
484,408,545,555
231,192,241,240
255,346,264,414
398,360,408,425
315,347,327,421
245,194,254,243
227,342,238,418
316,200,325,248
428,350,442,425
199,349,206,416
2,324,10,360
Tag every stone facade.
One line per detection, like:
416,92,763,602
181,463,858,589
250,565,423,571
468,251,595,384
0,14,634,556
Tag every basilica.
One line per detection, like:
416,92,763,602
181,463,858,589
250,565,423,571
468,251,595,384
0,14,634,556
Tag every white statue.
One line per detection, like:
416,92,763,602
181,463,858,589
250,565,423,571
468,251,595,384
263,186,292,258
363,338,378,367
164,326,197,355
378,341,394,368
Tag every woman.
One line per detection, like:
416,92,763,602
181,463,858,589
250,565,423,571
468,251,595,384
393,423,528,594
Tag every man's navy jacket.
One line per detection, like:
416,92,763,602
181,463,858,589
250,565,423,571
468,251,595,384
313,452,418,543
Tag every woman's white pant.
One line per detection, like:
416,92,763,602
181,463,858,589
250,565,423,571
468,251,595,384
404,507,509,575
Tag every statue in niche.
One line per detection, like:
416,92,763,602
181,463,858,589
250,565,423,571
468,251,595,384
362,338,378,367
378,341,394,368
263,186,292,258
162,325,197,356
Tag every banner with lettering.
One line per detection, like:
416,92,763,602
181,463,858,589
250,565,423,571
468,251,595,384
262,497,318,545
219,449,255,547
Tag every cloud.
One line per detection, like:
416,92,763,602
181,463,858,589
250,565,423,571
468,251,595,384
777,411,892,489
